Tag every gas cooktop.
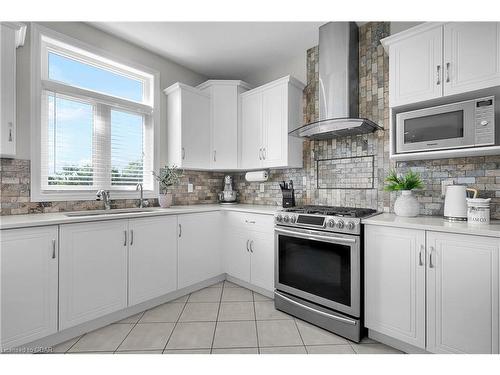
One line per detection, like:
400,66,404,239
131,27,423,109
282,205,377,218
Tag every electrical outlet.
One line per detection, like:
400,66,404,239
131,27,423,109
260,183,265,192
187,183,194,193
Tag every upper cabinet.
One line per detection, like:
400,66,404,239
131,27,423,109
197,80,252,169
383,22,500,107
240,76,304,170
164,75,305,171
164,83,211,169
0,22,26,158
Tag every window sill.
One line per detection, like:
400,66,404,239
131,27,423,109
31,190,157,202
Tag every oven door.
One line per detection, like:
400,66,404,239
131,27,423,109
275,226,360,317
396,100,475,153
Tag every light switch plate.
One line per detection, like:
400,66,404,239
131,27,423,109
187,183,194,193
260,183,265,192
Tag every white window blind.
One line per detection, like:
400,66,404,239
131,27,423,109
36,32,156,196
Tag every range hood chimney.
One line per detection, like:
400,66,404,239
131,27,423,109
290,22,381,139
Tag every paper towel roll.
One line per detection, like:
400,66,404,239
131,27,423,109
245,171,268,182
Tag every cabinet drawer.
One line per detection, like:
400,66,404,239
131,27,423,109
225,211,274,234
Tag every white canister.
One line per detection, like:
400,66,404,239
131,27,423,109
466,198,491,224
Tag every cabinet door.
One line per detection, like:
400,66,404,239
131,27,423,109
426,231,499,354
0,24,16,157
240,92,263,169
1,226,58,349
128,216,178,305
224,230,251,283
210,85,238,169
59,220,128,330
389,26,443,107
444,22,500,96
364,225,426,349
178,212,222,289
181,88,211,169
262,83,287,168
249,231,275,293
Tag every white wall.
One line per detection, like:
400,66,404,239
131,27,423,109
14,22,207,164
390,22,424,35
243,53,307,87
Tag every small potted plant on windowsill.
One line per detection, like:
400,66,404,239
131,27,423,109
385,169,424,217
152,165,184,208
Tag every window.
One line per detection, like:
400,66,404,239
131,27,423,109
32,26,159,201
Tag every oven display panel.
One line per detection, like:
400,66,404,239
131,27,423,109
296,215,325,226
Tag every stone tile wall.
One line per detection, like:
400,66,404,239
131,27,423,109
1,22,499,218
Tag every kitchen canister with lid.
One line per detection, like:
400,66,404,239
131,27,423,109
466,198,491,224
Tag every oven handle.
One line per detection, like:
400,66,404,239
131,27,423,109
275,291,357,326
275,227,356,244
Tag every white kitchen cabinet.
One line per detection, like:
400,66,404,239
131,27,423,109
385,24,443,107
177,211,222,289
365,224,500,354
426,231,499,354
383,22,500,107
128,216,178,305
364,225,426,349
59,220,128,330
223,211,275,293
197,80,252,169
0,23,26,157
0,226,58,349
443,22,500,96
165,83,211,169
240,75,304,170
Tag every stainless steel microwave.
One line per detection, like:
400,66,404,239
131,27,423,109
396,97,495,154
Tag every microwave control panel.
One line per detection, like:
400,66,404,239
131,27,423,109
474,97,495,146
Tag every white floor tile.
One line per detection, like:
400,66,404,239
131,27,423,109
218,302,255,321
257,320,303,347
140,302,185,323
307,345,355,354
255,301,293,320
188,287,222,303
69,324,134,352
51,335,82,353
351,343,403,354
179,302,219,322
166,322,216,349
116,312,144,324
295,320,348,345
260,346,307,354
253,292,272,301
212,347,258,354
221,287,253,302
213,321,258,348
118,323,175,351
163,349,211,354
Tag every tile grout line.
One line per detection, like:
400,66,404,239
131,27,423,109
112,311,145,354
292,318,308,354
162,297,189,353
209,282,224,353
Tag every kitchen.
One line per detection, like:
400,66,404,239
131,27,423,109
1,4,500,365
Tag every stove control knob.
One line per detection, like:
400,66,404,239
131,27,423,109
290,215,297,223
347,221,356,230
276,214,283,223
283,215,290,223
336,219,345,229
327,219,335,228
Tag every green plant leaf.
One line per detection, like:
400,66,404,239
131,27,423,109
384,169,424,191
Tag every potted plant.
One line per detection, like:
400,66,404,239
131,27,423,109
152,165,184,208
385,169,424,217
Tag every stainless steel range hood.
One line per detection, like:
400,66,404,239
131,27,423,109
290,22,381,139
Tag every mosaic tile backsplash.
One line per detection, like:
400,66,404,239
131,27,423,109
1,22,499,218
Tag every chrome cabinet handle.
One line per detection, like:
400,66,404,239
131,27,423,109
262,147,266,160
436,65,441,85
419,245,424,266
213,150,216,162
182,147,185,160
246,239,250,252
130,230,134,245
52,239,56,259
259,148,262,160
8,122,13,142
178,224,182,238
446,62,450,83
429,246,435,268
124,230,127,246
249,240,254,253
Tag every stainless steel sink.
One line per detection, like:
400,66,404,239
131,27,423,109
65,208,160,217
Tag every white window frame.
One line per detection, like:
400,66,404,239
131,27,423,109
31,24,160,202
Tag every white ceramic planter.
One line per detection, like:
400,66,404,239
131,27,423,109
394,190,420,217
158,192,173,208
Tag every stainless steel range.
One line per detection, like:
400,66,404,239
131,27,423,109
274,205,378,342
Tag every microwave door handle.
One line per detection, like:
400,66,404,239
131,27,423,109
275,228,356,244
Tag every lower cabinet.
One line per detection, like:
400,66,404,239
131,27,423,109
365,225,500,354
177,211,222,289
128,216,178,305
0,226,58,349
223,212,275,293
59,220,128,330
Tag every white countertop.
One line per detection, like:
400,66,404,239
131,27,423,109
0,204,280,230
362,213,500,238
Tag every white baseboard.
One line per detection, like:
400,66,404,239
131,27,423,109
225,275,273,298
368,329,429,354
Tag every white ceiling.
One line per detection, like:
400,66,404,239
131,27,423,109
90,22,324,79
